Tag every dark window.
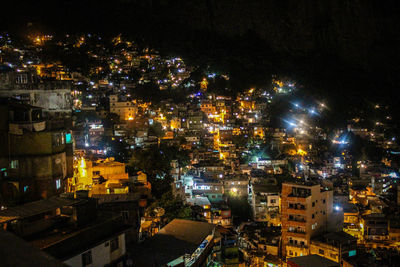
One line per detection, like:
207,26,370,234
319,249,324,255
312,214,315,219
82,250,92,266
110,237,119,252
312,202,315,207
122,211,129,220
323,199,326,203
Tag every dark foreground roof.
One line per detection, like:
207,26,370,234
132,219,215,266
0,231,65,267
288,254,339,267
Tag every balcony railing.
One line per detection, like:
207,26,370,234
286,243,308,249
287,229,306,234
9,120,46,133
288,193,310,198
288,217,306,223
288,204,306,210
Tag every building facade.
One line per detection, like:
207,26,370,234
281,182,333,258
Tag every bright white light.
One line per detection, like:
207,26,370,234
334,205,340,211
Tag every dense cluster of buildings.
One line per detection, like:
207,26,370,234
1,32,400,266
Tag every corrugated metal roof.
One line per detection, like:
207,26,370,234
0,197,83,223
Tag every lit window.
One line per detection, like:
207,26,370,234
56,179,61,189
10,160,18,169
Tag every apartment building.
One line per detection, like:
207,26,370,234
281,182,333,258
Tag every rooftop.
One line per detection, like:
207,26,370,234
132,219,215,266
186,196,211,207
0,196,84,223
287,254,339,267
28,212,131,260
312,231,357,247
252,183,280,193
343,203,358,214
0,231,64,267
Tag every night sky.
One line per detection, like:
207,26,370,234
2,0,400,106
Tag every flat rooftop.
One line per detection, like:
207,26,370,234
132,219,215,266
288,254,339,267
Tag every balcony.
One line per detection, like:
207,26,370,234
286,196,307,203
288,216,306,223
288,203,306,210
286,242,308,249
287,217,306,226
286,230,306,238
287,204,306,214
287,228,306,234
9,120,46,134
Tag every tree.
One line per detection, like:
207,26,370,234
148,121,165,138
227,195,251,224
147,191,192,223
133,82,161,102
128,144,190,198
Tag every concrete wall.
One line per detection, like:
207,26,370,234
6,131,66,156
64,233,126,267
6,152,67,199
0,89,72,114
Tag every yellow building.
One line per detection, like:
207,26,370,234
170,117,181,130
239,100,255,110
309,232,358,263
200,101,216,115
109,95,137,121
33,63,72,80
253,127,264,138
71,157,129,194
